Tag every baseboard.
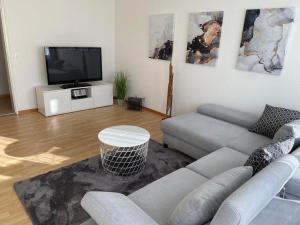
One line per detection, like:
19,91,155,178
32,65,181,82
18,106,167,117
0,94,10,99
114,97,169,118
18,108,38,115
143,107,168,117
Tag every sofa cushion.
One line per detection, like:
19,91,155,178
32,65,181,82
187,147,249,178
161,113,249,153
245,136,295,174
249,104,300,138
129,168,208,225
81,192,159,225
249,197,300,225
197,104,258,129
273,119,300,150
169,167,252,225
227,132,271,155
211,155,299,225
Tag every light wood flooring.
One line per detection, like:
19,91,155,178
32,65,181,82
0,105,164,225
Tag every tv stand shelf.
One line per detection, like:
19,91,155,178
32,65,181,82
36,81,113,117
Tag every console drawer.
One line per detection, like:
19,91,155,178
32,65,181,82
71,98,93,112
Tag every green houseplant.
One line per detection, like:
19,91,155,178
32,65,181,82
114,71,128,106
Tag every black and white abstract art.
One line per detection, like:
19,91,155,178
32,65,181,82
237,8,295,75
149,14,174,61
186,11,224,66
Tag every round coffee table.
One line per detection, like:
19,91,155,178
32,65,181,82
98,125,150,176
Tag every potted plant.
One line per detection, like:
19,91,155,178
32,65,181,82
114,71,128,106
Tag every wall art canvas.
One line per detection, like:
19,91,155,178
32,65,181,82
149,14,174,61
186,11,224,66
237,8,295,75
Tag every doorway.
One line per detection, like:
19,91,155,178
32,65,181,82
0,36,13,116
0,3,15,116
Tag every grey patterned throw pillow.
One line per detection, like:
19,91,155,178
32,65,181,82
249,105,300,138
245,136,295,174
273,120,300,150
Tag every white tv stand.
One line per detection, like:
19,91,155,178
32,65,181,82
36,81,113,117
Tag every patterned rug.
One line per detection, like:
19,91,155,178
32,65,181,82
14,140,194,225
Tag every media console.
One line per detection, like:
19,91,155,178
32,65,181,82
36,81,113,117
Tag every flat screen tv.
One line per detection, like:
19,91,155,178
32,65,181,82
45,47,102,88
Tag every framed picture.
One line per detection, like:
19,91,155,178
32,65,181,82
149,14,174,61
237,8,295,75
186,11,224,66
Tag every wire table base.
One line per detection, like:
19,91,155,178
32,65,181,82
100,141,149,176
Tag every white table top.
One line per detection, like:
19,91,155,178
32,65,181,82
98,125,150,147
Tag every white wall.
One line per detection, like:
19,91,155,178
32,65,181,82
116,0,300,115
1,0,115,111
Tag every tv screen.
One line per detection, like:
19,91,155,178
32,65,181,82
45,47,102,85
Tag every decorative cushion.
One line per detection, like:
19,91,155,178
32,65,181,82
249,105,300,138
168,166,253,225
273,120,300,150
245,136,295,174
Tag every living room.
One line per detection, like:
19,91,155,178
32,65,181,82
1,0,300,225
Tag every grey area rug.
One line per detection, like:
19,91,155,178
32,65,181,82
14,140,194,225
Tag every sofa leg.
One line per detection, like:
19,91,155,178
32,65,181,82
163,143,168,148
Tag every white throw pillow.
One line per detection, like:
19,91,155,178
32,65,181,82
168,166,253,225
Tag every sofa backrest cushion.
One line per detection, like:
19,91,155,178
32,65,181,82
210,155,299,225
168,166,253,225
197,104,258,129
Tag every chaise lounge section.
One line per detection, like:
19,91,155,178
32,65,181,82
161,104,271,158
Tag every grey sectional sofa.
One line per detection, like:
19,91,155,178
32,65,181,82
161,104,300,200
80,104,300,225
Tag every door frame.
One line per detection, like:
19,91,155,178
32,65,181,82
0,0,18,114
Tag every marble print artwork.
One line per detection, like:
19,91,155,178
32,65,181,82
237,8,295,75
149,14,174,61
186,11,224,66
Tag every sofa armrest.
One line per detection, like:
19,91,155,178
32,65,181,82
81,192,159,225
285,147,300,199
211,155,299,225
283,147,300,200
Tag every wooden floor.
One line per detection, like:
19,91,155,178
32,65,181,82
0,105,164,225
